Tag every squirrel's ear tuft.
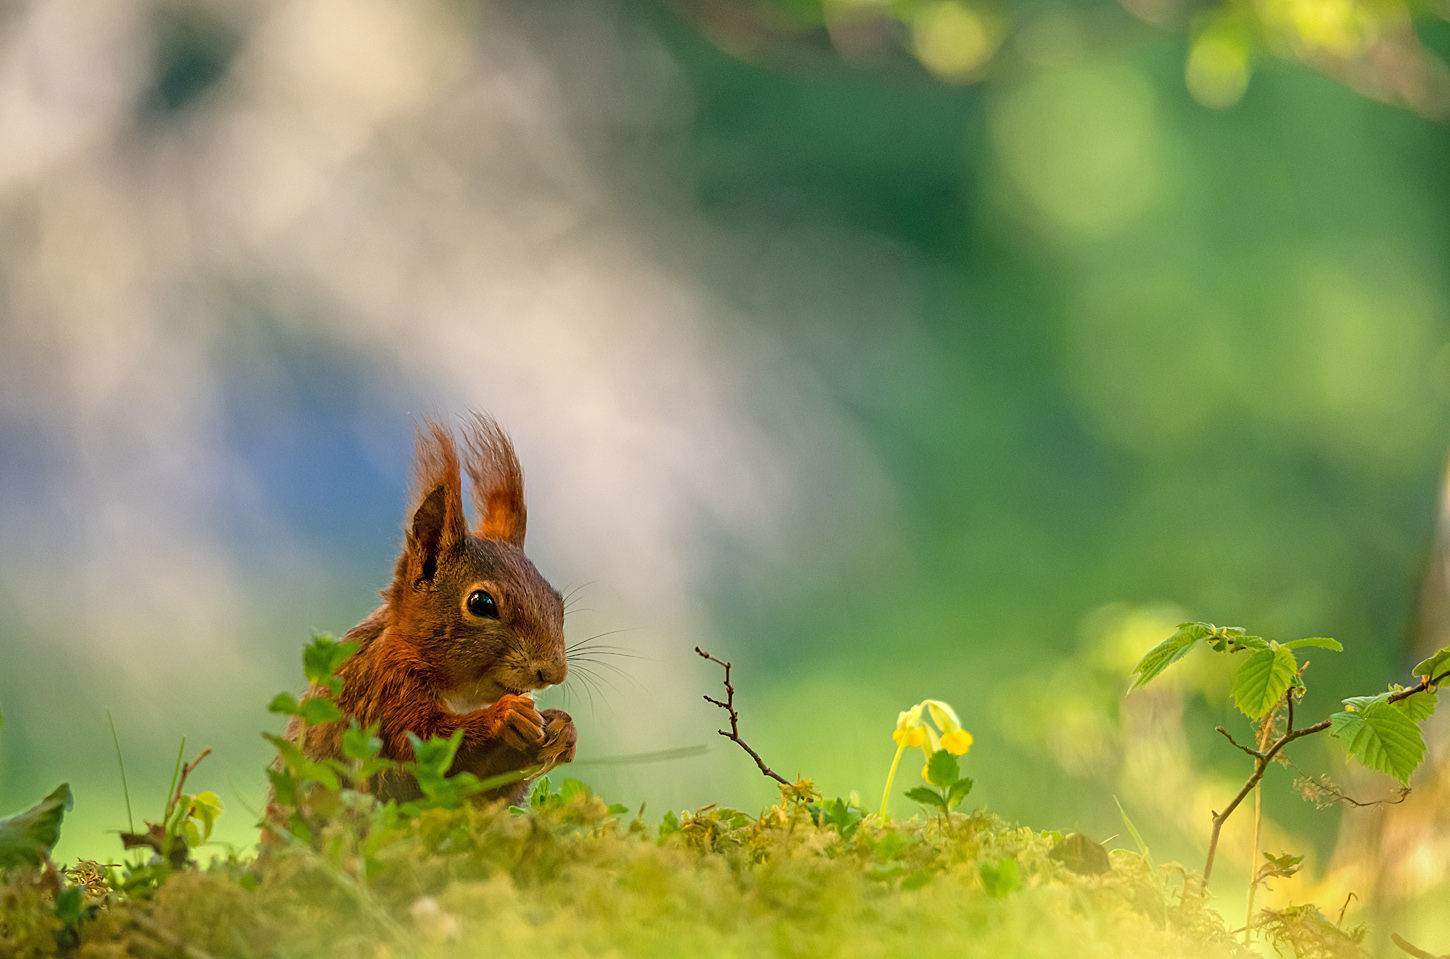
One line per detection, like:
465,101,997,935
409,484,449,581
405,419,469,581
463,412,527,547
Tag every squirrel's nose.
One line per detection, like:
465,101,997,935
534,659,567,687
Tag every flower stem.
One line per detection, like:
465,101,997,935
880,742,907,819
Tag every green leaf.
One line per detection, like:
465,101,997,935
1231,644,1298,719
267,693,301,716
979,856,1020,897
341,721,383,761
266,768,297,807
900,870,933,891
302,634,360,692
1130,623,1211,690
0,784,72,869
1284,637,1343,652
297,697,343,726
606,804,629,816
263,733,339,790
1393,689,1437,724
1340,693,1390,712
1330,701,1426,785
560,779,589,801
54,885,83,925
189,791,223,842
904,786,946,810
1414,646,1450,687
946,777,974,808
925,749,960,788
531,777,554,808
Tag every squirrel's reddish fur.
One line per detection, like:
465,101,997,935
269,415,575,816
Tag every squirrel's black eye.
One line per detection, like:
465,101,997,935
466,590,499,619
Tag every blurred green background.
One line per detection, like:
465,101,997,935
3,0,1450,937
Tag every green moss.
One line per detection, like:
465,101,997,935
0,782,1309,959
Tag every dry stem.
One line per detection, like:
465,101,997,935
695,647,790,786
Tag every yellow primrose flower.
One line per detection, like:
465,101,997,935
880,696,974,818
893,726,928,748
940,729,973,755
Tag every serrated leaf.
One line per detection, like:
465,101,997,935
904,786,946,810
1393,689,1437,724
1330,701,1426,785
1414,646,1450,687
1231,644,1298,719
925,749,960,788
0,784,72,869
1234,635,1270,651
267,693,301,716
947,778,974,807
297,696,343,726
1130,623,1212,690
1284,637,1343,652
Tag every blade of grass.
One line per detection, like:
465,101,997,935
106,709,135,834
1114,796,1151,865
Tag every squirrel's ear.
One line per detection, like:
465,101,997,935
464,414,527,548
408,484,451,582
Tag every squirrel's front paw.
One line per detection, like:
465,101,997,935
483,694,544,750
538,709,576,766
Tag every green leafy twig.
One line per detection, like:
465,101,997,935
1131,623,1450,892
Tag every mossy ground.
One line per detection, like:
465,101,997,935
0,781,1369,959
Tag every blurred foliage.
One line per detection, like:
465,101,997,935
671,0,1450,117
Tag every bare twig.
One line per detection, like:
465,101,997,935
166,748,212,823
695,647,790,786
1216,727,1263,760
1336,892,1357,927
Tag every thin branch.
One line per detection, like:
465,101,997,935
1216,726,1263,760
695,647,790,786
1200,668,1450,891
167,748,212,822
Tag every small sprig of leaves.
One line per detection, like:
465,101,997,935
1130,622,1450,891
1255,851,1303,885
267,631,358,727
904,749,974,818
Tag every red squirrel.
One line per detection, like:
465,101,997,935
278,414,576,807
